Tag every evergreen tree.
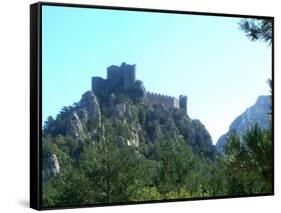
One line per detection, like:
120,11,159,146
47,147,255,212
239,18,272,44
79,121,140,203
219,124,272,194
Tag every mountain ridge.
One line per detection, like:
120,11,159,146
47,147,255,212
216,95,270,152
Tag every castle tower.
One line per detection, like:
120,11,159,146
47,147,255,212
123,63,136,90
107,65,122,87
179,95,188,114
91,76,104,94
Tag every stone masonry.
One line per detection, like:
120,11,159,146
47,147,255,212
91,63,188,113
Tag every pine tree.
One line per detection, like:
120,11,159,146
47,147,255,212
239,18,272,44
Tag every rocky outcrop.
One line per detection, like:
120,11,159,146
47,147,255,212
57,91,101,142
66,111,85,140
115,124,141,147
112,102,133,123
216,95,271,153
110,98,141,147
128,123,141,146
141,104,216,159
79,91,101,126
43,154,60,180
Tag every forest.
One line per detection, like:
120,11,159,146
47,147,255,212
42,84,272,208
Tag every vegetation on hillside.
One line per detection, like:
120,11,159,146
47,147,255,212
42,82,272,208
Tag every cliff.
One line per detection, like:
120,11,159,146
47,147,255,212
216,95,271,153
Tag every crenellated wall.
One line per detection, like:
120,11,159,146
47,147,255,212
145,91,180,109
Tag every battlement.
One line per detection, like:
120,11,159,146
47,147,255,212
145,91,179,109
91,63,188,114
145,91,187,113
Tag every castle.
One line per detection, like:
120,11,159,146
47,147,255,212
91,63,187,113
92,62,136,92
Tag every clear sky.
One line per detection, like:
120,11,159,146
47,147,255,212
42,5,272,144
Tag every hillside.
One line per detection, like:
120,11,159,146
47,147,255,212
41,66,272,208
43,88,217,178
42,77,220,207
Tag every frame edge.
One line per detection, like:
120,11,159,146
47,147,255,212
30,2,42,210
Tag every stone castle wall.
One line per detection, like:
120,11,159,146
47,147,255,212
179,95,187,113
124,64,136,89
92,63,136,93
91,77,105,93
92,63,187,113
145,92,180,109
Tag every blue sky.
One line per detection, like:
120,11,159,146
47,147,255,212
42,5,271,144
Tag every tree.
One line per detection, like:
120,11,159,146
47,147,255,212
79,121,141,203
130,187,161,201
155,135,194,195
44,116,54,129
59,168,92,206
239,18,272,44
219,124,272,194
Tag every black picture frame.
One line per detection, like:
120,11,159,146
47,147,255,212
30,1,274,210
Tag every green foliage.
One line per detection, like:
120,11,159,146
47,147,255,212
112,119,130,139
130,187,161,201
163,188,191,199
239,18,272,44
218,124,272,195
42,179,59,207
78,122,141,203
42,85,272,208
42,136,72,174
55,168,92,206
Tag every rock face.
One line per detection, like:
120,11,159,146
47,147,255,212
143,105,216,159
66,111,85,140
43,154,60,180
79,91,101,126
52,91,102,142
216,95,271,153
128,123,141,146
112,102,133,123
110,99,141,147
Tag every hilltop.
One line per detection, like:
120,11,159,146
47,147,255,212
42,63,217,207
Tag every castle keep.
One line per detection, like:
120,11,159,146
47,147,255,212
91,63,188,113
92,62,136,93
